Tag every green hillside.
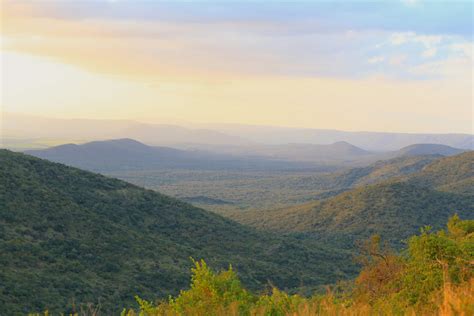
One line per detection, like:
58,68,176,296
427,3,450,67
405,151,473,193
231,152,474,247
121,216,474,316
327,154,439,188
110,154,439,214
0,150,354,314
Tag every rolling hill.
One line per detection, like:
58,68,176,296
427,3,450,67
391,143,465,157
404,151,474,193
4,112,249,148
25,138,328,172
6,113,473,152
230,152,474,247
171,141,464,167
324,154,440,189
25,139,383,172
205,123,474,150
232,141,372,162
26,139,463,217
0,150,354,314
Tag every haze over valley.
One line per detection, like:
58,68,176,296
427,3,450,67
1,1,473,314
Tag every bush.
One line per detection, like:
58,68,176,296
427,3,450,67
121,216,473,316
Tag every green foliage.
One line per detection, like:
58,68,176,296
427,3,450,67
109,155,439,214
234,152,473,249
253,288,307,315
0,150,354,314
122,216,473,316
127,263,312,316
349,215,473,313
406,151,474,193
397,215,473,305
168,259,254,315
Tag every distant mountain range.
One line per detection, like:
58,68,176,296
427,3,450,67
180,142,465,165
3,113,249,149
25,138,329,171
187,141,372,163
201,123,474,151
324,154,442,189
25,138,466,172
387,143,465,157
0,150,355,314
230,151,474,247
5,112,473,151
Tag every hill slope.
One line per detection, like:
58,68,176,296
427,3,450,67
404,151,473,193
154,141,461,167
392,143,465,157
243,141,372,162
25,138,324,171
0,150,354,314
231,152,474,247
7,112,473,151
325,154,440,189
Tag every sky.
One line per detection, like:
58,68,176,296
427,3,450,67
1,0,473,133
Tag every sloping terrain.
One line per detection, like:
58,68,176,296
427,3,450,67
404,151,473,193
8,113,473,151
106,155,440,214
208,124,474,150
230,152,474,247
237,141,372,162
25,138,324,171
391,143,465,157
326,154,440,188
152,141,464,167
0,150,354,314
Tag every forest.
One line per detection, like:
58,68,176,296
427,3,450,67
31,216,473,315
3,1,474,314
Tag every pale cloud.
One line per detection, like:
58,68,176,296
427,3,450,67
2,1,470,82
409,55,473,79
1,0,472,133
390,32,442,48
415,35,443,49
389,32,416,45
421,47,437,58
1,9,387,80
368,56,385,64
450,43,474,60
401,0,419,6
4,51,472,133
380,31,473,78
389,55,408,66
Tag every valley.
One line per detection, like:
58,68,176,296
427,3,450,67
2,139,472,314
3,2,473,314
0,150,356,314
25,138,466,214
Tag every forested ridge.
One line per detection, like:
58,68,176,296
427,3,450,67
121,216,473,315
230,152,474,248
0,150,354,314
32,216,474,315
2,150,473,315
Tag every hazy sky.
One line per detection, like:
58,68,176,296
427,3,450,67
1,0,473,133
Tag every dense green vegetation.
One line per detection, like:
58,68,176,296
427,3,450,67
4,149,472,314
115,216,472,315
109,155,439,213
405,151,474,194
0,150,355,314
231,152,474,248
27,139,461,214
